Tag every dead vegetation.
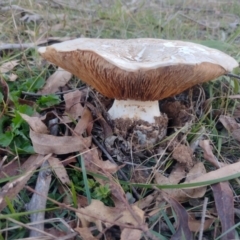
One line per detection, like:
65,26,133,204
0,0,240,239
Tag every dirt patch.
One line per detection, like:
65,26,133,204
161,101,192,128
114,114,168,150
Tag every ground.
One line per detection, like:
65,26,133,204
0,0,240,239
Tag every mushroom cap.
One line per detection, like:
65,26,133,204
38,38,238,101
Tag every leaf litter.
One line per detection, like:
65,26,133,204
1,0,240,239
4,70,240,238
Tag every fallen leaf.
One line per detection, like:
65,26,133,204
30,129,91,154
76,199,144,239
0,159,20,179
121,228,142,240
48,157,70,184
62,90,83,123
38,67,72,94
75,227,97,240
83,148,119,179
164,196,192,240
188,214,215,232
219,115,240,142
179,161,240,189
199,140,223,168
168,164,186,183
211,182,235,240
0,154,50,211
0,60,19,73
134,192,158,210
45,227,69,238
155,162,206,201
86,102,113,138
20,113,49,134
74,107,93,135
184,162,207,198
7,73,18,81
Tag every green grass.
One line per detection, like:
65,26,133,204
1,0,240,239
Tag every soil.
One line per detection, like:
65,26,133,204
161,101,193,128
114,114,168,150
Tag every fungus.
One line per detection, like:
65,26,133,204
38,38,238,148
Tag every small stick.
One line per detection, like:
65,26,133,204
225,73,240,80
22,86,87,97
1,216,56,239
92,135,141,200
198,197,208,240
26,161,52,237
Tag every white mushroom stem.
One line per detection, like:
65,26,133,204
108,99,161,123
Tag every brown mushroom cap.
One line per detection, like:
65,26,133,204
38,38,238,101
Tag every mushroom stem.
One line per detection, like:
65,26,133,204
108,99,161,123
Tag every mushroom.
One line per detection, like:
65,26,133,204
38,38,238,148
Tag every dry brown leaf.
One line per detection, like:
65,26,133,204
75,227,97,240
74,107,93,135
134,192,157,210
184,162,207,198
45,227,68,238
62,90,84,123
219,115,240,142
30,129,91,154
0,60,19,73
7,73,18,81
0,154,50,211
83,148,119,175
38,67,72,94
188,214,215,232
168,164,186,183
76,199,144,239
86,102,113,138
155,162,206,201
165,196,192,240
180,161,240,189
48,157,70,184
20,113,49,134
199,140,223,168
121,228,142,240
0,159,20,179
211,182,235,240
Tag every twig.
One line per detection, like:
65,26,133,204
198,197,208,240
27,161,52,237
22,86,86,97
1,216,56,239
92,135,141,200
1,217,77,239
225,73,240,80
0,43,38,51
